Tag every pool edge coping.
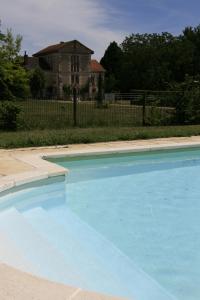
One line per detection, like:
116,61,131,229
1,138,200,193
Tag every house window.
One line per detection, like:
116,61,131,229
71,74,75,84
71,55,80,72
76,75,79,84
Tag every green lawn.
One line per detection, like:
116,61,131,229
18,100,174,129
1,125,200,149
1,100,198,149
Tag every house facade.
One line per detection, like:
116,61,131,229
24,40,105,99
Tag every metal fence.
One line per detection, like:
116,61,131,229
7,89,200,130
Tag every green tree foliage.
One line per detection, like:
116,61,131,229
62,84,72,101
120,32,179,91
100,41,123,92
97,73,104,107
80,81,89,100
101,25,200,92
29,68,45,98
0,101,21,130
170,75,200,124
0,28,22,61
0,23,29,100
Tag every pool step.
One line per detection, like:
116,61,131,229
0,206,177,300
67,157,200,183
46,205,176,300
23,207,124,295
0,229,34,273
0,180,65,211
17,189,65,211
0,208,85,287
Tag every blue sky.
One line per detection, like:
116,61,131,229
103,0,200,35
0,0,200,59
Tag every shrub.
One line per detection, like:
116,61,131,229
0,101,21,130
63,84,72,100
29,68,45,98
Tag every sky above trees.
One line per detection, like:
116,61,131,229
0,0,200,59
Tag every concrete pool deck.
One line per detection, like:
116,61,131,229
1,136,200,299
0,263,125,300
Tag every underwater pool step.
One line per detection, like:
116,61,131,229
23,206,125,296
0,181,65,211
47,205,177,300
0,229,34,273
17,191,65,212
66,158,200,183
0,208,85,287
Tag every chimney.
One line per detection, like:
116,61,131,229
23,51,28,66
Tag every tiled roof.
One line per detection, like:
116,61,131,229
33,44,63,56
33,40,94,56
90,60,105,72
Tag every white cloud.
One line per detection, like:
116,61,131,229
0,0,124,59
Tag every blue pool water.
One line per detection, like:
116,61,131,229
0,148,200,300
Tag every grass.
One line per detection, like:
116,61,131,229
1,125,200,149
18,100,174,129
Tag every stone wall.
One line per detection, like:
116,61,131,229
27,40,104,99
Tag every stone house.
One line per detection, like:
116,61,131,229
24,40,105,99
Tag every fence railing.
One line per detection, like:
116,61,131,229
3,89,200,130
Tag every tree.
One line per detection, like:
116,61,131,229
104,74,117,92
169,74,200,124
0,23,29,100
182,25,200,76
0,74,14,100
0,28,22,62
120,32,177,91
100,41,123,92
29,68,45,98
97,74,104,107
63,84,72,100
110,30,200,91
80,81,89,100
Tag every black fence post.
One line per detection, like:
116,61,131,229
73,87,77,127
142,92,146,126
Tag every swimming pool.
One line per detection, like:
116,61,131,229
0,147,200,300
